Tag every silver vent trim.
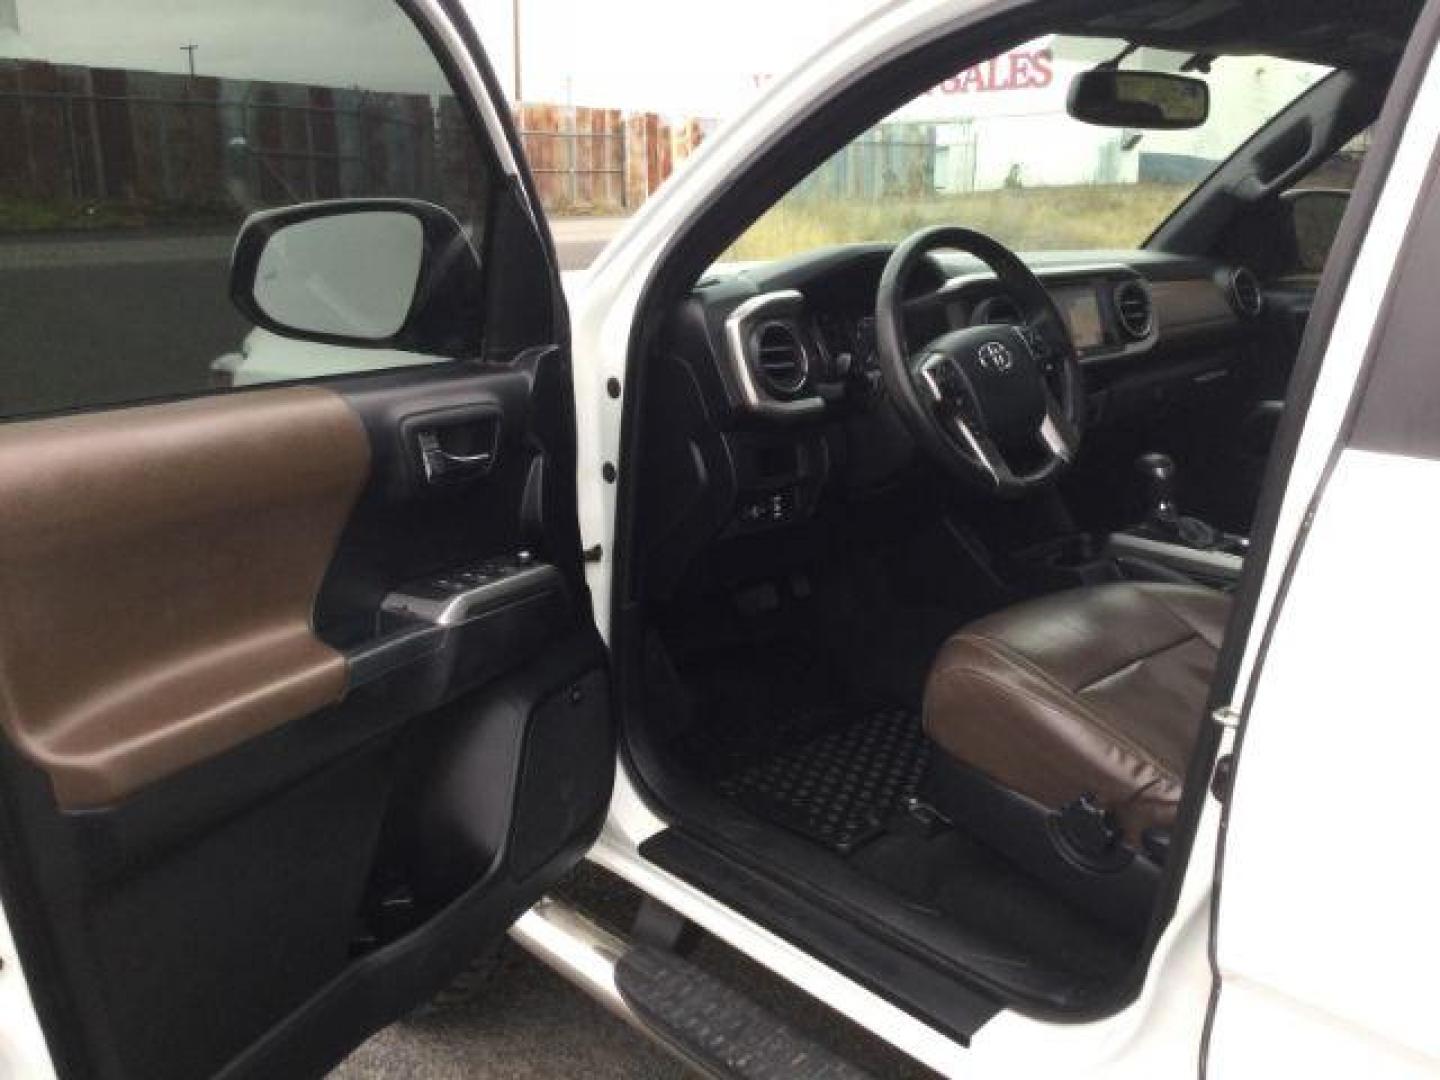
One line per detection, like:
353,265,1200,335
723,291,824,419
1113,279,1154,340
752,321,809,395
1229,267,1264,317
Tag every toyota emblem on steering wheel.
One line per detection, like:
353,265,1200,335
977,340,1015,374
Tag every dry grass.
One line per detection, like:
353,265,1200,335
724,183,1193,260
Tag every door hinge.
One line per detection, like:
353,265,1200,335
1211,753,1236,803
1210,706,1241,803
1211,704,1241,730
582,544,604,563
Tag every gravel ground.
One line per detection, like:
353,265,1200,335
329,864,940,1080
329,945,686,1080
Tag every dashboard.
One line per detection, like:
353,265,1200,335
803,265,1155,392
713,253,1259,424
650,243,1270,549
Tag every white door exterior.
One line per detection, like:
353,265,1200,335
1206,16,1440,1078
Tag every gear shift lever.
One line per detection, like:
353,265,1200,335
1133,452,1224,549
1136,452,1179,526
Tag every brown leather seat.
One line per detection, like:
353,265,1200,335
922,582,1230,845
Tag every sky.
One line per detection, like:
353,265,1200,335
0,0,883,118
464,0,880,114
0,0,1324,132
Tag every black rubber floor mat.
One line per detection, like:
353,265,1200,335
716,706,929,855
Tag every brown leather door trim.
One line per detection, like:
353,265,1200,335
0,387,370,808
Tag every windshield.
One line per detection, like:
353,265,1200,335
727,37,1330,261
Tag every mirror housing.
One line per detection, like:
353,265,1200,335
230,198,485,357
1067,69,1210,130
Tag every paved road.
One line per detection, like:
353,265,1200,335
551,215,628,271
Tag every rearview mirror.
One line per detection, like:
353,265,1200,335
1067,70,1210,130
230,198,484,355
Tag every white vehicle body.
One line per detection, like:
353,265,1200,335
2,0,1438,1077
558,1,1440,1076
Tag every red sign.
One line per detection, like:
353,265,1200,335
752,47,1053,95
931,48,1053,95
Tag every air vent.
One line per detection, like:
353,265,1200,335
752,322,809,396
1113,279,1154,340
1229,267,1264,317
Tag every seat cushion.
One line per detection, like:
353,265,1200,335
922,582,1230,844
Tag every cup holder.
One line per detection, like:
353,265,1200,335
1006,533,1123,592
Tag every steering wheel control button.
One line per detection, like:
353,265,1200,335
920,354,964,402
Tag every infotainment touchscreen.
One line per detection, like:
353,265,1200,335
1052,285,1105,350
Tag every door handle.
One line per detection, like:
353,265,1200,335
429,448,493,468
417,429,496,484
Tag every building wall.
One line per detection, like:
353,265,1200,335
889,39,1327,196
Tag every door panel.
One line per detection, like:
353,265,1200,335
0,2,609,1078
0,388,369,807
0,361,611,1080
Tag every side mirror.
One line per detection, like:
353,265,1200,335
1281,188,1350,277
230,198,484,356
1067,70,1210,130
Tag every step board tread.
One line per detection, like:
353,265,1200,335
615,944,873,1080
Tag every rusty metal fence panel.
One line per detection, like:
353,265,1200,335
516,103,627,212
0,60,488,228
0,59,709,225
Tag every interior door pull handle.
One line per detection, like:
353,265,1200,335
431,449,492,467
418,429,496,483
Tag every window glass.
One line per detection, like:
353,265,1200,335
0,0,492,419
1277,128,1369,280
727,37,1329,262
1294,128,1371,193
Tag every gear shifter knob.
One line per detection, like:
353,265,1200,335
1135,452,1178,524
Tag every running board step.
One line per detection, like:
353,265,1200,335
511,896,873,1080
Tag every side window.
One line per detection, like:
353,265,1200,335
1294,128,1371,194
0,0,493,419
1279,128,1371,281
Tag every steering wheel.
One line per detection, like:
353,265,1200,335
875,226,1084,497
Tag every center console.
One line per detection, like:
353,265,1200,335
1008,452,1247,592
1105,531,1244,589
1106,451,1246,589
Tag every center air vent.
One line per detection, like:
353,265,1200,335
1113,279,1154,340
752,322,809,396
1229,267,1264,317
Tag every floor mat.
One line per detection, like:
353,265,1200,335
715,706,929,855
848,829,1140,986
